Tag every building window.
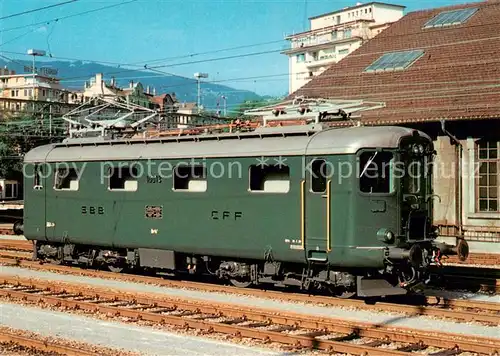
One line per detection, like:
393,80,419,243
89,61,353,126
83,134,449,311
173,165,207,192
338,49,349,55
477,140,499,212
109,166,138,191
364,50,424,72
359,151,395,194
54,167,79,191
344,28,352,38
424,8,478,29
296,53,305,63
249,164,290,193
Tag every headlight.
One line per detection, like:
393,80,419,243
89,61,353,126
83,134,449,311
377,228,395,243
412,144,424,155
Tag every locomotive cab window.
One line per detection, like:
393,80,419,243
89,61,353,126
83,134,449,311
359,151,394,194
249,164,290,193
173,165,207,192
109,166,138,192
54,167,79,191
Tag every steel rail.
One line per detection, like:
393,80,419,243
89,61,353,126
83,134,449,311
0,240,32,251
2,239,499,266
0,328,99,356
0,252,498,324
1,275,499,355
0,228,14,236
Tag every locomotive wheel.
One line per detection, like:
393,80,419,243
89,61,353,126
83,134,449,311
48,256,63,265
229,278,252,288
108,265,124,273
335,291,356,299
328,286,356,299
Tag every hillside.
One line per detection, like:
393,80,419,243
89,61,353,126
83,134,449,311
0,59,274,111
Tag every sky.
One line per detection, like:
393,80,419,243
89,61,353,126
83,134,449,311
0,0,481,96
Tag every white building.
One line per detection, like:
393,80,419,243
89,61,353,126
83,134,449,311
283,2,405,94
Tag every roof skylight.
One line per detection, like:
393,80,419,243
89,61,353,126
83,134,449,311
364,50,424,72
423,8,478,29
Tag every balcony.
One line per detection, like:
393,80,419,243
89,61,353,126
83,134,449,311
305,55,337,68
284,28,363,54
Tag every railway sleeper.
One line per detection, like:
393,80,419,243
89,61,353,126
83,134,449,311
2,278,499,355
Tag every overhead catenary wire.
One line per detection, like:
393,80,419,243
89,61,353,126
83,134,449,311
2,21,500,89
0,0,138,34
0,0,79,21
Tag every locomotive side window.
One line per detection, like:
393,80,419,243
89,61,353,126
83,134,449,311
33,164,43,189
54,167,79,191
109,166,138,192
173,165,207,192
249,164,290,193
310,159,327,193
359,151,394,194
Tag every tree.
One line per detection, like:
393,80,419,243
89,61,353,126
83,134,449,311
230,98,283,118
0,112,64,180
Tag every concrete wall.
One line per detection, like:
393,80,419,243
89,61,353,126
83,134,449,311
433,136,458,227
433,135,500,243
289,53,311,93
372,4,405,25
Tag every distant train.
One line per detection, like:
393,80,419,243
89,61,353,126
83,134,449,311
21,124,468,298
0,179,23,234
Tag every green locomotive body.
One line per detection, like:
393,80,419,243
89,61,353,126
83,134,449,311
22,124,468,297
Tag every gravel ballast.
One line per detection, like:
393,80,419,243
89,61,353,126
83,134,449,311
0,266,499,340
0,301,283,356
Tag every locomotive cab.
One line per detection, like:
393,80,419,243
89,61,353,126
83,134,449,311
371,131,469,294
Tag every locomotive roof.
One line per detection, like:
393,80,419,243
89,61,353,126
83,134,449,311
24,125,430,163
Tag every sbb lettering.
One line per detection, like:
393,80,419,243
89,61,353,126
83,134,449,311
211,210,243,220
81,206,105,215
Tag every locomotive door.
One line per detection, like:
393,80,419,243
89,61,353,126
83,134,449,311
304,158,331,260
24,163,47,239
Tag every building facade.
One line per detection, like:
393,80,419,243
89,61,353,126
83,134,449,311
0,67,77,118
283,2,405,94
291,1,500,246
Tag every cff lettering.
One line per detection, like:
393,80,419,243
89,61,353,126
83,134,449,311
81,206,104,215
211,210,242,221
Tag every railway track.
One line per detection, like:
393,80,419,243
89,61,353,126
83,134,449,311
1,275,499,355
2,237,499,267
2,239,499,295
0,224,15,236
0,327,126,356
0,248,498,326
443,253,500,267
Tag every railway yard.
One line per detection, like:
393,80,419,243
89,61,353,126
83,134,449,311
0,225,498,356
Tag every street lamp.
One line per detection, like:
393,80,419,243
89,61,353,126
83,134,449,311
221,95,227,116
27,49,46,103
194,72,208,113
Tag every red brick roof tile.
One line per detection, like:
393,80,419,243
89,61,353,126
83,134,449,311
292,0,500,125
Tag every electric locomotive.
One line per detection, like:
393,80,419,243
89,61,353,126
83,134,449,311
22,124,468,297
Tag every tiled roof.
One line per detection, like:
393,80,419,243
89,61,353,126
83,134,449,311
292,0,500,126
